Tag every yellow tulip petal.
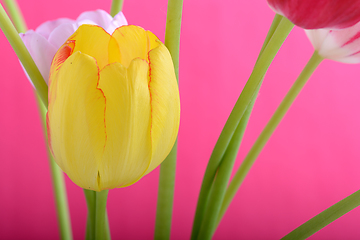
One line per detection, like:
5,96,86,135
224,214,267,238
110,25,160,67
49,44,73,87
145,43,180,174
67,24,112,69
98,58,152,189
146,30,161,53
47,52,106,191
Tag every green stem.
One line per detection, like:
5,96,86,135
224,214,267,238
3,0,26,33
219,51,323,224
84,189,96,240
2,2,72,239
0,3,48,106
195,15,282,234
196,95,257,240
110,0,124,17
256,14,283,63
154,0,183,239
282,189,360,240
95,190,109,240
84,190,111,240
191,15,293,240
163,0,183,81
155,140,177,240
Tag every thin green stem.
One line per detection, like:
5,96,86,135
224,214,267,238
3,0,26,33
84,190,111,240
154,0,183,239
195,16,282,233
95,190,109,240
257,14,283,62
163,0,183,82
282,189,360,240
0,3,48,106
219,51,323,224
84,189,96,240
196,95,257,240
191,16,293,240
3,1,71,238
110,0,124,17
155,140,177,240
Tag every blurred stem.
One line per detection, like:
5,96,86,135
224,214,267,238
3,0,26,33
282,189,360,240
219,51,323,225
110,0,124,17
154,0,183,239
0,3,48,106
36,95,73,240
84,189,111,240
2,1,72,239
191,15,292,240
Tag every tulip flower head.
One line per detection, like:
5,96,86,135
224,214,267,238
267,0,360,29
305,21,360,63
20,10,127,85
47,25,180,191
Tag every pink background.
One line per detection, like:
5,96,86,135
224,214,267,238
1,0,360,239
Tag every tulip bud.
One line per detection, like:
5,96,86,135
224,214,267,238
267,0,360,29
47,25,180,191
305,21,360,63
20,10,127,84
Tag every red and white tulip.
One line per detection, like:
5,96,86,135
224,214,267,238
268,0,360,29
306,21,360,63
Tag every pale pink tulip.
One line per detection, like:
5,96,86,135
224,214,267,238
306,21,360,63
20,9,127,85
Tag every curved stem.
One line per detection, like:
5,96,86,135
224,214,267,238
154,0,183,239
218,51,323,224
195,16,284,231
196,95,257,240
282,189,360,240
110,0,124,17
0,3,48,106
191,16,294,240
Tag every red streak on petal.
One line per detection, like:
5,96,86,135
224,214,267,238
49,41,74,81
148,54,153,137
95,63,107,152
342,31,360,47
348,49,360,57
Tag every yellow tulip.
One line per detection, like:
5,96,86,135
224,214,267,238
46,24,180,191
